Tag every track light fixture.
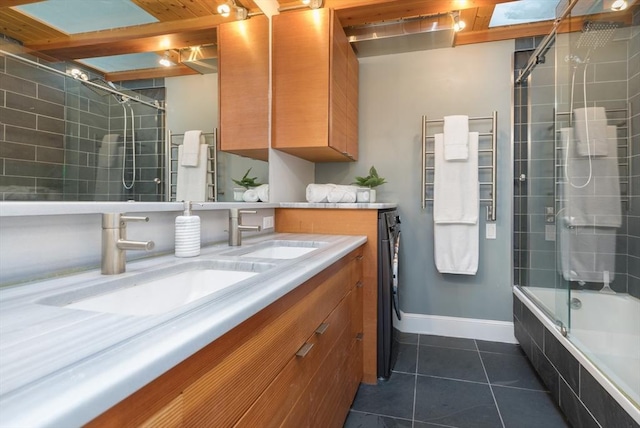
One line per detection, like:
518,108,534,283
301,0,323,9
452,11,466,32
159,51,172,67
217,2,231,17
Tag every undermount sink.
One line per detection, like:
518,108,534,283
227,240,326,259
42,260,274,316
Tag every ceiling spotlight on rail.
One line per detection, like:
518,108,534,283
301,0,323,9
451,11,466,32
159,51,172,67
610,0,628,11
217,2,231,17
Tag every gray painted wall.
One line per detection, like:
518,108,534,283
316,40,515,322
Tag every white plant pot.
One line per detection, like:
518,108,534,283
233,187,246,201
356,188,376,203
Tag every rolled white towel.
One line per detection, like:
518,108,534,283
327,185,358,203
256,184,269,202
306,183,335,203
243,189,259,202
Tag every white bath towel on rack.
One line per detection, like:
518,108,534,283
181,130,204,167
562,126,621,228
433,132,479,275
560,225,616,283
176,144,209,202
434,132,479,224
574,107,608,157
443,115,469,160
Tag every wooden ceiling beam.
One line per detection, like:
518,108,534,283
0,0,44,7
23,15,227,60
332,0,511,27
455,10,633,46
105,64,199,81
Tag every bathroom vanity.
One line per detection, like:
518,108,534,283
0,233,365,427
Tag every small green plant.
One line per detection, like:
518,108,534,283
232,168,261,189
353,166,387,188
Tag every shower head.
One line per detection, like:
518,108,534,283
576,20,619,50
85,77,127,103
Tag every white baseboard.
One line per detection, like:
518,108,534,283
394,311,517,344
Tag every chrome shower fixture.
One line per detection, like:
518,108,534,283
576,20,619,50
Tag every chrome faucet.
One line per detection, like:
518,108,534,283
101,213,155,275
228,209,261,246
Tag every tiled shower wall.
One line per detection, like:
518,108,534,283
513,19,639,299
628,7,640,297
0,35,165,201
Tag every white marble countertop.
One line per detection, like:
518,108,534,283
279,202,397,209
0,233,366,427
0,201,396,217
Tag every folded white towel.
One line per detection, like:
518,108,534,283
433,132,479,224
327,185,358,203
560,225,616,283
176,144,209,202
256,184,269,202
574,107,608,157
562,126,621,228
243,188,259,202
306,184,335,203
443,115,469,160
181,130,204,167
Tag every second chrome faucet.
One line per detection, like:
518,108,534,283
228,209,261,246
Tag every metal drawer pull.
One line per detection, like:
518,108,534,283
296,343,314,358
315,323,329,335
356,255,363,260
356,281,363,288
356,333,364,341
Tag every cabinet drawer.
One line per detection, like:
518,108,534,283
181,256,357,427
235,289,352,427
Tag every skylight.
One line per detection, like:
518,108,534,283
489,0,560,28
16,0,158,34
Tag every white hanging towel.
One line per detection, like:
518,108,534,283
433,132,479,275
573,107,608,157
443,115,469,160
176,144,209,201
181,130,204,167
562,126,621,228
434,132,479,224
560,225,616,283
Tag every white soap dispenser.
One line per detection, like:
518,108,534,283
175,201,201,258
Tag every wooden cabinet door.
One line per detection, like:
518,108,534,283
346,48,359,160
273,9,358,163
273,9,331,154
219,15,269,161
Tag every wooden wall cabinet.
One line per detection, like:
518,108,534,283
272,8,359,162
218,15,269,161
87,248,363,428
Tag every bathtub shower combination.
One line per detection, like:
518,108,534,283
513,1,639,426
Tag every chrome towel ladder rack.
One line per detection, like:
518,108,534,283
165,130,218,202
421,111,498,221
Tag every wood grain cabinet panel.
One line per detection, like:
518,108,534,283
88,247,363,428
272,8,358,162
218,15,269,161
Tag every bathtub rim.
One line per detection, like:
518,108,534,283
514,285,640,424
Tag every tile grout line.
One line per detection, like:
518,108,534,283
412,335,421,428
476,339,506,428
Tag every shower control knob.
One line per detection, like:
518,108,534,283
153,178,161,184
518,174,526,182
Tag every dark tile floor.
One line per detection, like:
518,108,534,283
344,333,570,428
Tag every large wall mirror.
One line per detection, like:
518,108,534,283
0,19,267,203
